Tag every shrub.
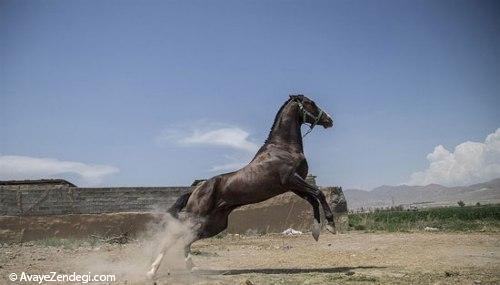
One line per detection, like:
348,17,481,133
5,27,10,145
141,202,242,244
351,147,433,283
348,204,500,232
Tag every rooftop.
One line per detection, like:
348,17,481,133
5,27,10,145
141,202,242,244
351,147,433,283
0,179,76,187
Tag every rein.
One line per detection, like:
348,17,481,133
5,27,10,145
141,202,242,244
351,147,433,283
296,101,324,138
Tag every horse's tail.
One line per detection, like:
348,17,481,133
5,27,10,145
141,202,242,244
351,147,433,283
167,192,192,219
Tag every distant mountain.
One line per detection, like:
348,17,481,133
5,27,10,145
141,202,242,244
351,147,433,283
343,178,500,210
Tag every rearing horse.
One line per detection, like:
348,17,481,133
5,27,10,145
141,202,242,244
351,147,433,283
147,94,335,279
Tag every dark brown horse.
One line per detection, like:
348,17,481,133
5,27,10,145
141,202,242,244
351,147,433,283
147,94,335,278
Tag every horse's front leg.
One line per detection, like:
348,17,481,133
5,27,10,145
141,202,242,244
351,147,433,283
291,190,321,241
287,173,336,234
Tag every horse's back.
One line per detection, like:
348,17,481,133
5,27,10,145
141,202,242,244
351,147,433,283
185,148,303,215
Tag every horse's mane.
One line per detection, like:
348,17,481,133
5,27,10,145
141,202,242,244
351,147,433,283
264,98,293,144
250,98,294,159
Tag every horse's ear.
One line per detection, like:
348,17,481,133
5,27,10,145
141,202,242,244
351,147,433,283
289,94,304,100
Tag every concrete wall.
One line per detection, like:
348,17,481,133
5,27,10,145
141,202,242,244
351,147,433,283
0,185,190,216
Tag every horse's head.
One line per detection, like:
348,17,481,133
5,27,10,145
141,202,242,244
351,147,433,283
289,94,333,129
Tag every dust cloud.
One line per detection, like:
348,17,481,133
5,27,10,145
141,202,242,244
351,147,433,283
78,213,198,284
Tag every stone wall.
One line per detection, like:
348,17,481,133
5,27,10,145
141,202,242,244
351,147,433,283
0,185,190,216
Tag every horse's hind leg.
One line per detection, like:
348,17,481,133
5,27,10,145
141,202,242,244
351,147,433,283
183,231,200,271
185,209,231,271
146,231,184,279
184,240,198,271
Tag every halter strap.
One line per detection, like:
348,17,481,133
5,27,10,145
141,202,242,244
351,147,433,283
295,101,324,138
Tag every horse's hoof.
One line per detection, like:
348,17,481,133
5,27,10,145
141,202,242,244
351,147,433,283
185,255,195,271
146,271,155,280
326,224,336,234
312,221,320,241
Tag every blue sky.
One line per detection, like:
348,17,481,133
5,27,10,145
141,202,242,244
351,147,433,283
1,0,499,189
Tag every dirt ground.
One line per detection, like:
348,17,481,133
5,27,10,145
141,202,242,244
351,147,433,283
1,232,499,284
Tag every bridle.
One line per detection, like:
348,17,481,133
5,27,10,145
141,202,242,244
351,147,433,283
294,99,325,138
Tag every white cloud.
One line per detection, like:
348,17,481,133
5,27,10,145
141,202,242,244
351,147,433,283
0,155,119,186
157,123,258,152
408,128,500,186
156,122,258,172
181,127,258,152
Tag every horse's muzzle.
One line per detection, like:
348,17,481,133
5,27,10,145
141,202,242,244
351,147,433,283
323,121,333,128
321,114,334,128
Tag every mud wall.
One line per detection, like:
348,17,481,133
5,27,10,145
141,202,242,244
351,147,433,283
228,187,348,234
0,183,347,241
0,213,163,242
0,185,190,216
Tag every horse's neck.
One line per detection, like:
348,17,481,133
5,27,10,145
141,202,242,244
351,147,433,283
267,102,303,152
